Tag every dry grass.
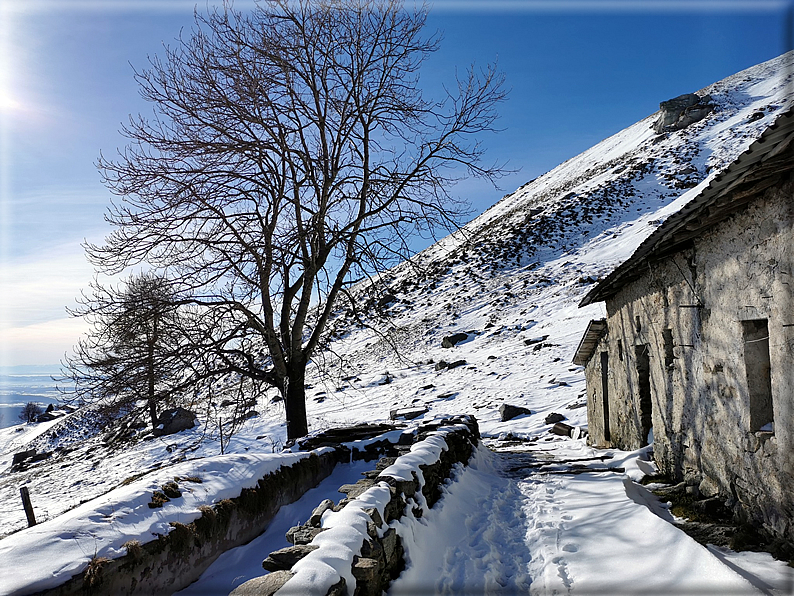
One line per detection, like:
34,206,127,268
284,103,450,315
122,539,143,561
83,555,110,589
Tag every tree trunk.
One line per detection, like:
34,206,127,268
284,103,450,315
147,342,157,429
284,365,308,441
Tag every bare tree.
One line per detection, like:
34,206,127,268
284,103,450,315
18,402,44,424
90,0,506,440
58,272,198,430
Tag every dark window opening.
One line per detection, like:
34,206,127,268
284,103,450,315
742,319,774,432
635,344,653,447
663,329,674,369
617,339,623,361
635,316,642,334
600,351,610,442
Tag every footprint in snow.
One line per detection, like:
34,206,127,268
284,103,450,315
562,543,578,552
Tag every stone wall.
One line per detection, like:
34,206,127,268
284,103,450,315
232,416,480,596
584,179,794,545
32,448,349,596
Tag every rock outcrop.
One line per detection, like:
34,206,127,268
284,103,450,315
654,93,714,133
441,332,469,348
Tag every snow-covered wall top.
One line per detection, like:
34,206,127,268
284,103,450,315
274,423,477,596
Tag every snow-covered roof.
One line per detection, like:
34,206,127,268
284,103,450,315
580,105,794,307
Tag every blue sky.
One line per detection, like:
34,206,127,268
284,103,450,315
0,0,790,367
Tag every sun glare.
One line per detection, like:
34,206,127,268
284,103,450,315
0,91,22,113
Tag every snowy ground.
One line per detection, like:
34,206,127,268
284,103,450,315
1,52,794,595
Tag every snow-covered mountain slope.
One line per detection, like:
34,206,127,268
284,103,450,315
0,51,792,541
310,49,794,433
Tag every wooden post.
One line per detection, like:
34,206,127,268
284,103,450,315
219,417,224,455
20,486,36,527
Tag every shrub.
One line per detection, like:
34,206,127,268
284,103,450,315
18,402,44,423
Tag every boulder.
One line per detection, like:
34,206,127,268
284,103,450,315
326,577,347,596
499,404,531,422
524,335,549,346
309,499,335,527
441,332,468,348
338,478,378,499
229,570,294,596
298,423,396,450
360,536,384,560
550,422,575,436
286,524,325,545
152,407,197,437
698,476,721,499
436,359,467,371
363,506,385,530
397,431,415,445
692,496,731,519
352,556,381,593
389,406,428,421
381,527,403,569
545,412,566,425
12,449,36,466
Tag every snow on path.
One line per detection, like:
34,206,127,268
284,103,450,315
390,447,532,595
390,442,788,596
510,440,792,595
520,471,756,595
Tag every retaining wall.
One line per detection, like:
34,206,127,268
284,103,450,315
232,415,480,596
29,448,348,596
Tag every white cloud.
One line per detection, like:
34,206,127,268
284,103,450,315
0,316,89,367
0,242,94,366
0,242,93,326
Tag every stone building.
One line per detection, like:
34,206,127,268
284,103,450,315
573,108,794,545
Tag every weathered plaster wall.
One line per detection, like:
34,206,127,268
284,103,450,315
583,340,608,445
585,253,699,464
694,181,794,541
586,178,794,544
